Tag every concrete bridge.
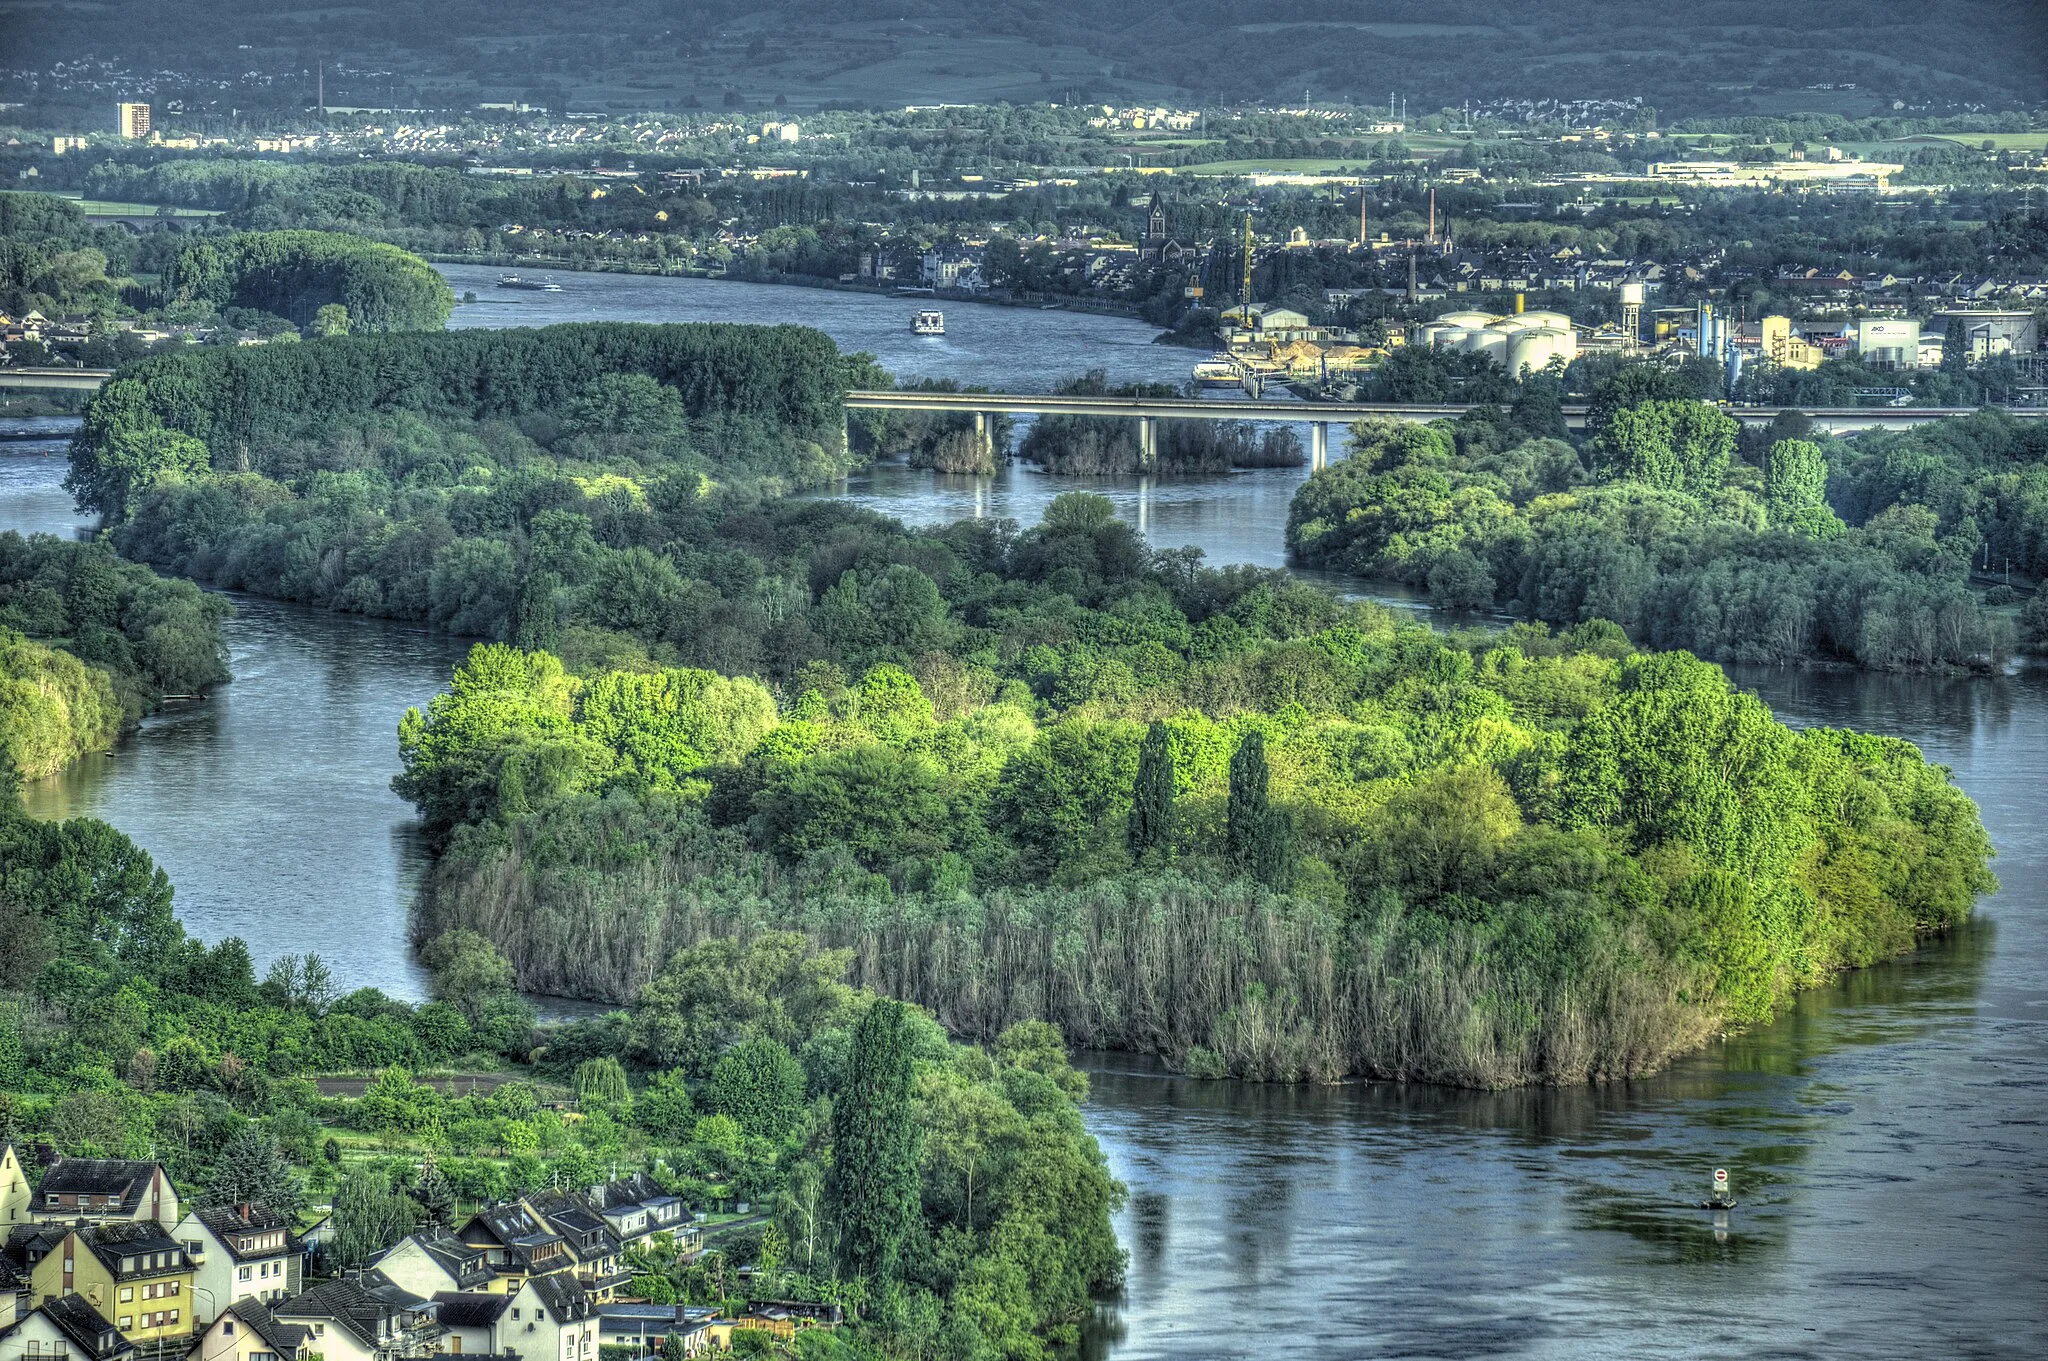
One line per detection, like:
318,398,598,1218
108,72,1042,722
847,389,2046,470
0,367,118,393
3,370,2036,465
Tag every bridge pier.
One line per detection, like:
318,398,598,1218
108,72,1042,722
974,411,991,463
1311,423,1328,472
1138,416,1157,471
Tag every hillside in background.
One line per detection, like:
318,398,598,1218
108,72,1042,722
3,0,2044,122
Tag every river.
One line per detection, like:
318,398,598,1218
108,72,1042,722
8,272,2044,1357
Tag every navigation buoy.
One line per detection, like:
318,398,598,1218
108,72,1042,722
1698,1166,1738,1210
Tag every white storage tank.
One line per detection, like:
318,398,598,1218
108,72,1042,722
1430,327,1471,351
1519,310,1574,331
1438,310,1503,329
1467,329,1510,361
1506,326,1576,376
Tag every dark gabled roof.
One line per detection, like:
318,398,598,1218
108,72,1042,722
37,1160,162,1213
432,1292,512,1329
193,1205,296,1262
275,1275,435,1350
586,1173,664,1215
461,1204,559,1249
79,1223,189,1280
381,1229,492,1289
527,1273,594,1324
523,1193,618,1260
3,1222,65,1273
224,1300,311,1357
40,1293,134,1357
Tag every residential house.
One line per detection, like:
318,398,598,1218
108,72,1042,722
520,1195,625,1302
184,1300,309,1361
423,1294,508,1355
361,1233,491,1300
0,1149,27,1228
171,1206,299,1324
30,1163,178,1230
455,1207,570,1291
25,1223,196,1350
583,1178,693,1258
432,1275,593,1361
270,1277,441,1361
0,1295,135,1361
594,1304,715,1358
0,1258,19,1330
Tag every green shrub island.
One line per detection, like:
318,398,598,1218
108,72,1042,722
1286,383,2048,669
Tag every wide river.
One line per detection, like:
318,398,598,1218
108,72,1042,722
10,272,2044,1357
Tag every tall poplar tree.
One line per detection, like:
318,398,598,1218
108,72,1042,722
832,999,919,1285
1226,731,1270,869
1126,720,1176,864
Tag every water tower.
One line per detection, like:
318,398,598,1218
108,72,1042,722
1620,282,1645,348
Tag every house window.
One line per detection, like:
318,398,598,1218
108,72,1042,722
169,1283,179,1296
120,1289,133,1303
224,1323,235,1338
239,1267,252,1282
119,1318,132,1331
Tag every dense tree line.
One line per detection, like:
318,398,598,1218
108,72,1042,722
69,322,865,520
1286,379,2040,669
0,532,230,744
157,230,453,332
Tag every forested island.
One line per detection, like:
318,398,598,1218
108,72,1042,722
62,323,1998,1093
1288,367,2048,668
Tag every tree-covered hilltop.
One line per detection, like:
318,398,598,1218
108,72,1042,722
156,230,454,333
1285,381,2047,669
0,768,1125,1355
0,534,231,774
394,490,1995,1087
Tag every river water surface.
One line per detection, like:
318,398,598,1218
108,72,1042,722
8,273,2043,1357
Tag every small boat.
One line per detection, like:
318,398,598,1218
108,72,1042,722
1193,357,1241,388
912,309,945,336
496,275,563,291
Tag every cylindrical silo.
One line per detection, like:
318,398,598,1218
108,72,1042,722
1438,310,1501,329
1467,329,1509,362
1506,326,1576,376
1430,327,1470,351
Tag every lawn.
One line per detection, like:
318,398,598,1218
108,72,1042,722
1898,132,2048,152
55,193,220,217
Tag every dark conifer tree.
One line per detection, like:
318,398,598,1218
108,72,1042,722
1226,731,1270,870
1127,720,1176,864
831,999,919,1286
